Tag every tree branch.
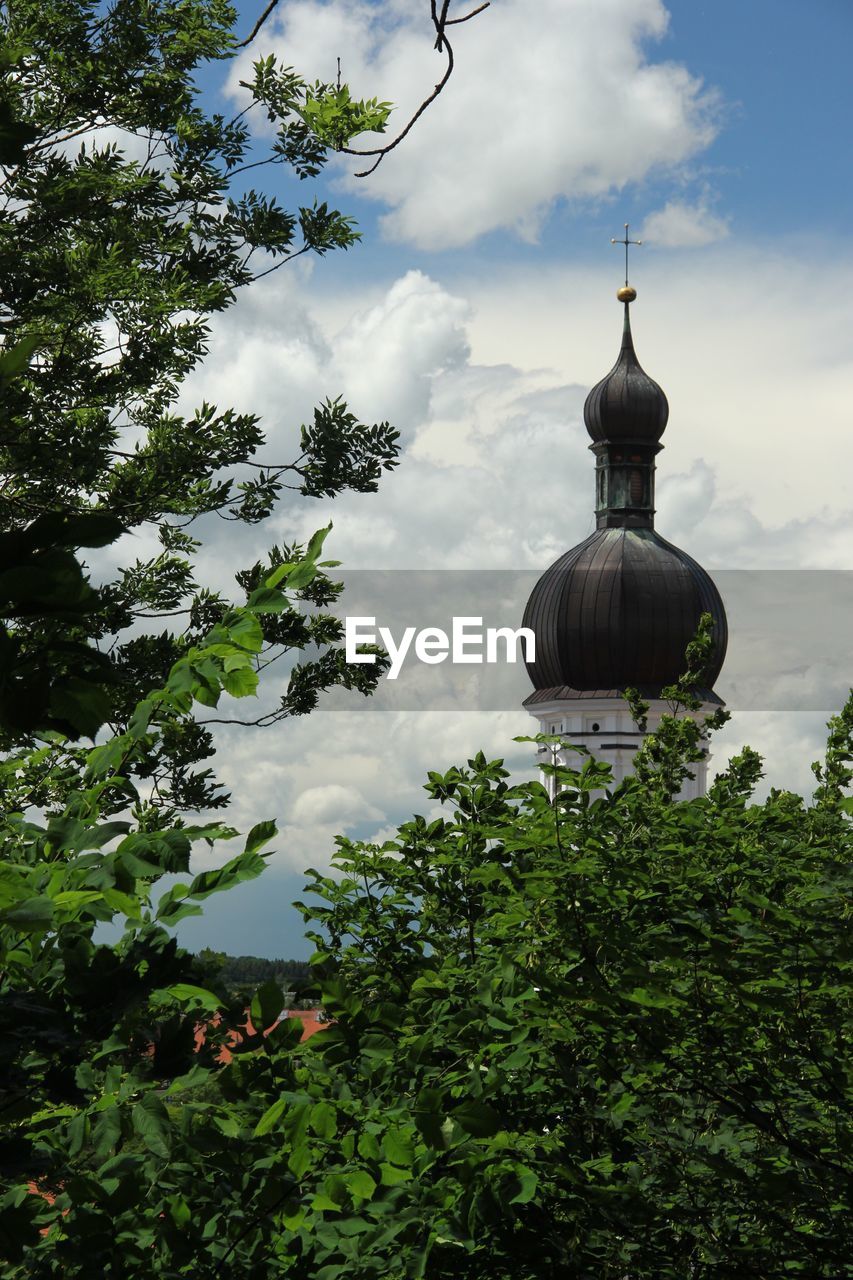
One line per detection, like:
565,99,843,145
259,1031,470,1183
340,0,490,177
236,0,282,49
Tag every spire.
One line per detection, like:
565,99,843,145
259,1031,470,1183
581,235,670,528
583,289,669,449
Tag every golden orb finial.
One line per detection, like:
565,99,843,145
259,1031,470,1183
617,284,637,303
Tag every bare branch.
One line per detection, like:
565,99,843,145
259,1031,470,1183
340,0,489,177
249,243,311,282
445,2,490,26
236,0,282,49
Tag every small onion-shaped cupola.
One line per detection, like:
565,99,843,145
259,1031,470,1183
523,279,727,701
584,292,669,446
584,285,669,532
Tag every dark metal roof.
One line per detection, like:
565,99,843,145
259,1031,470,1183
523,686,724,706
584,304,669,444
522,527,728,695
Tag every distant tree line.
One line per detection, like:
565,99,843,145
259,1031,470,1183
195,949,313,997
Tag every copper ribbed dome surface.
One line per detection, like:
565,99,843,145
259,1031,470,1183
522,527,727,695
583,307,669,444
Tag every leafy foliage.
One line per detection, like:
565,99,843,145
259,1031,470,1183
298,82,392,153
0,541,328,1269
0,0,400,797
280,708,852,1277
4,681,851,1276
4,4,846,1275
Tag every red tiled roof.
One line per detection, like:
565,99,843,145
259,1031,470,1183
194,1007,328,1063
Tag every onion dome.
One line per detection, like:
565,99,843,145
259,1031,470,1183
523,277,727,702
522,526,727,699
584,303,669,445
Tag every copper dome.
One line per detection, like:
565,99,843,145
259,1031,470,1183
523,527,727,696
583,305,669,445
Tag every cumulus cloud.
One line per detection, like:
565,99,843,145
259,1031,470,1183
640,198,730,247
290,783,383,825
162,249,853,948
227,0,722,249
238,252,853,571
205,709,530,875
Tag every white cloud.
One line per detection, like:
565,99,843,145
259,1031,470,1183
457,248,853,534
290,783,383,825
204,709,530,874
227,0,722,249
332,271,472,425
166,249,853,899
639,197,730,247
51,119,170,172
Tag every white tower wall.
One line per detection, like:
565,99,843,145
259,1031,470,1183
529,695,714,801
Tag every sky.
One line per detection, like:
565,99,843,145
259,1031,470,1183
119,0,853,958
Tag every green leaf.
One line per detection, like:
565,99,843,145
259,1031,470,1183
162,984,224,1012
174,849,267,905
610,1091,636,1119
250,978,284,1030
224,612,263,653
86,735,130,778
53,890,103,914
128,698,156,738
221,664,259,697
345,1169,376,1201
265,562,296,589
382,1129,414,1167
0,334,40,380
169,1196,192,1228
132,1092,171,1158
311,1194,342,1214
626,987,684,1010
451,1099,500,1138
244,820,277,856
155,898,203,926
304,523,332,561
309,1101,338,1141
357,1131,381,1161
0,897,53,931
246,585,291,614
92,1105,122,1157
508,1166,538,1205
254,1096,288,1138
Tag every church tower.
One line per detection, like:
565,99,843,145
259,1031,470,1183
522,231,727,798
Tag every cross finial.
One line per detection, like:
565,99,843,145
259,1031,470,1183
611,222,642,287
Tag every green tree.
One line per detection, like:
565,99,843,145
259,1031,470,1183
12,5,842,1276
0,0,398,804
0,535,341,1271
6,669,850,1275
0,3,499,1272
251,699,853,1277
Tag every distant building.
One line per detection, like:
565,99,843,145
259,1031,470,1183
194,1007,327,1064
